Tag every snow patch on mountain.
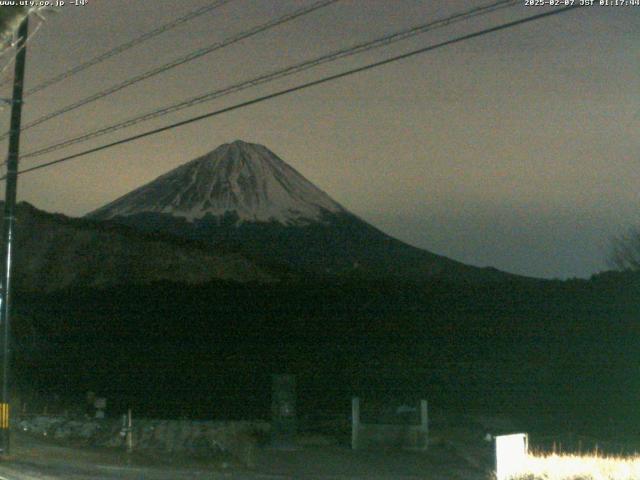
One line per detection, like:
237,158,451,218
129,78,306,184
89,140,345,225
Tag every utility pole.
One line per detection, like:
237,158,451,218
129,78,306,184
0,14,29,455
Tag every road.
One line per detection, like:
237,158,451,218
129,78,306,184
0,432,490,479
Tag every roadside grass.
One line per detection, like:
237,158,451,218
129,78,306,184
508,451,640,480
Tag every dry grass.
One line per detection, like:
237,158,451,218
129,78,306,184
509,451,640,480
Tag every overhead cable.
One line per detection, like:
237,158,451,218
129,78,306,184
21,0,236,97
23,0,519,160
8,5,581,179
0,0,340,142
0,16,45,89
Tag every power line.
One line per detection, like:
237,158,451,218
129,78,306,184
22,0,520,160
0,16,45,90
0,0,340,142
7,5,581,179
0,0,235,94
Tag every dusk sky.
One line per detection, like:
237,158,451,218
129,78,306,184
0,0,637,279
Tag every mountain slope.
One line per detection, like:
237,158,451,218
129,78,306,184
8,202,272,292
90,140,345,225
88,140,523,283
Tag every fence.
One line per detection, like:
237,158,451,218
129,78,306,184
351,397,428,450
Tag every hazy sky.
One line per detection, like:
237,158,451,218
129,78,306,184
0,0,637,279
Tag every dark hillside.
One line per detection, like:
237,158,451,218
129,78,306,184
12,272,640,435
2,202,273,292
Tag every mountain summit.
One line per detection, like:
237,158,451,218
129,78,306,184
89,140,345,225
88,141,522,282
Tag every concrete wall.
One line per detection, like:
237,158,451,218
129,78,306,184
17,415,269,463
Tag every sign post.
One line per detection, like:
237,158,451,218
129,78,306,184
495,433,528,480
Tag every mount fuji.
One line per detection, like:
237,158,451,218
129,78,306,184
90,140,345,226
88,140,516,282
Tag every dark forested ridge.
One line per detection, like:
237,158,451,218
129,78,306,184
11,271,640,435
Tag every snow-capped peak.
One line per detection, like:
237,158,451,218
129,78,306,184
88,140,346,225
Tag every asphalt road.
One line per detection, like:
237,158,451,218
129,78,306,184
0,432,489,479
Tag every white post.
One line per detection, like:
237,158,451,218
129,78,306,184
351,397,360,450
126,408,133,453
420,399,428,450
